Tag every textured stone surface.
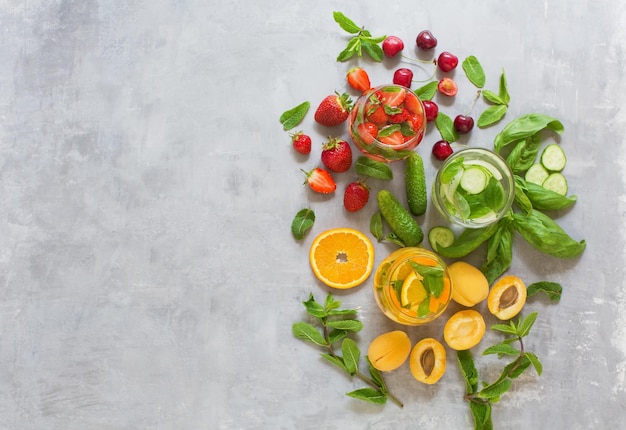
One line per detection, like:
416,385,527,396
0,1,624,429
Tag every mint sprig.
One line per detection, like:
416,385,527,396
293,292,404,407
333,11,386,62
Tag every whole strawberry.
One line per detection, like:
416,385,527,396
301,167,336,194
344,181,370,212
314,92,353,127
290,131,311,155
321,137,352,173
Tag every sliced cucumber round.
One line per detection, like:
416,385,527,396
541,144,567,172
459,167,488,194
542,172,568,195
525,163,550,186
428,226,455,252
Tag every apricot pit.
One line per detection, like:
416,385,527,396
488,275,527,320
443,309,486,350
367,330,411,372
409,338,446,384
448,261,489,307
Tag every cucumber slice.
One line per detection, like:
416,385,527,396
525,163,549,185
542,172,568,195
463,159,502,180
540,144,567,172
459,167,488,194
428,226,455,252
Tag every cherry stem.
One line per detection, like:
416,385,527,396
465,90,482,116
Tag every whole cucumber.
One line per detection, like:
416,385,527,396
377,189,423,246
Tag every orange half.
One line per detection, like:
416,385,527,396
309,228,375,289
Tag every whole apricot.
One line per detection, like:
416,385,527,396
443,309,486,350
409,338,446,384
488,275,527,320
367,330,411,372
448,261,489,307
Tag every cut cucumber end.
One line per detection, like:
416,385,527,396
525,163,550,185
459,167,488,194
541,144,567,172
428,226,455,252
542,172,568,195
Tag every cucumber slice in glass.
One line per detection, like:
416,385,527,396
428,226,455,252
459,167,488,194
525,163,550,185
542,172,568,195
541,144,567,172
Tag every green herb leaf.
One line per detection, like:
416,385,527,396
303,293,327,319
321,352,348,372
462,55,486,88
527,281,563,302
414,81,438,100
280,101,310,130
499,69,511,104
384,232,406,247
437,223,499,259
457,350,479,394
504,354,531,379
291,208,315,240
481,219,514,285
494,113,564,154
482,89,506,105
507,134,542,175
370,211,384,241
469,401,493,430
524,181,577,211
292,322,328,346
328,308,358,317
325,293,341,311
512,209,586,258
491,323,518,336
355,156,393,179
525,352,543,376
367,356,387,391
332,11,361,33
513,176,533,215
516,312,538,337
341,338,361,375
478,377,512,400
328,329,348,345
482,343,520,357
477,104,508,128
346,388,387,404
361,39,384,62
327,319,363,332
435,111,459,143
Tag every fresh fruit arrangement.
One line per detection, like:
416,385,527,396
284,10,584,430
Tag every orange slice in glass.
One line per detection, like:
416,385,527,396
309,228,375,289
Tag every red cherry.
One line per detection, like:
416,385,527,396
432,140,453,160
422,100,439,121
416,30,437,50
393,68,413,88
437,51,459,72
382,36,404,57
454,115,474,133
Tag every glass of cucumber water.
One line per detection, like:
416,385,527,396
432,147,515,228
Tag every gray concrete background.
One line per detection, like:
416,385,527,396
0,0,624,429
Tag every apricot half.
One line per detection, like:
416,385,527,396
488,275,527,320
409,338,446,384
448,261,489,307
443,309,486,350
367,330,411,372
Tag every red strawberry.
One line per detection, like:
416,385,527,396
346,67,371,93
321,137,352,173
404,93,424,116
314,92,353,127
290,131,311,155
357,122,378,144
407,114,424,133
302,168,336,194
381,88,406,107
343,181,370,212
388,108,411,124
378,129,404,146
366,104,388,126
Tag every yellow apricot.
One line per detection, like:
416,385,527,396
443,309,486,350
367,330,411,372
448,261,489,307
488,275,527,320
409,338,446,384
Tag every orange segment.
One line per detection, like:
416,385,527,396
309,228,375,289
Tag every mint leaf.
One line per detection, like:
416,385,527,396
332,11,361,33
292,322,328,346
302,293,326,319
435,111,459,142
469,401,493,430
370,211,384,241
462,55,486,88
414,81,438,100
326,319,363,332
482,89,505,105
367,357,386,391
347,388,387,404
291,208,315,240
280,101,310,130
499,69,510,104
321,353,348,372
361,39,383,62
355,156,393,179
457,350,479,393
341,338,360,375
516,312,538,337
328,329,348,345
525,352,543,376
478,378,512,400
477,104,508,128
491,323,518,336
482,343,520,357
527,281,562,302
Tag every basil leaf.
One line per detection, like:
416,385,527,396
355,156,393,179
482,89,505,105
527,281,562,302
414,81,438,101
435,111,459,143
512,209,586,258
346,388,387,404
437,223,499,258
370,211,384,241
506,133,541,175
481,220,514,285
499,69,510,104
292,322,328,346
291,208,315,240
513,176,533,215
524,181,577,211
494,114,564,154
462,55,486,88
280,101,310,130
332,11,361,34
341,338,360,375
477,104,507,128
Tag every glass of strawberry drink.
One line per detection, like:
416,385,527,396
349,84,426,162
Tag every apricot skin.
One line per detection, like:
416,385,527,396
488,275,527,320
409,338,446,384
448,261,489,307
443,309,486,350
367,330,411,372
